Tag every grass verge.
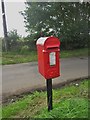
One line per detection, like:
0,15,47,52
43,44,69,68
2,79,89,118
2,48,88,65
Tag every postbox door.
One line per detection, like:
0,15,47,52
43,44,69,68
43,48,60,79
48,48,60,67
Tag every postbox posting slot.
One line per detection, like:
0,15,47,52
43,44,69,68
46,47,60,53
46,46,59,50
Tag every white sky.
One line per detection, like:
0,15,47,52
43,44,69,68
0,1,28,37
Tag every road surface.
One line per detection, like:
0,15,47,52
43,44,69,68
1,57,88,100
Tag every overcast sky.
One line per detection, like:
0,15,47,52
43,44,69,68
0,1,27,37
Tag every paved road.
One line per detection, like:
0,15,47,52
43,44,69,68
2,57,88,99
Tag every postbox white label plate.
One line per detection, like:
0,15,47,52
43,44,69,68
49,52,56,66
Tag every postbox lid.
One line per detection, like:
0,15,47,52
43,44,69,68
36,37,49,45
36,36,60,47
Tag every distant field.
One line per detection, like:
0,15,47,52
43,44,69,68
2,48,88,65
2,79,89,118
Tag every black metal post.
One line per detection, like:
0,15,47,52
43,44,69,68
46,79,53,111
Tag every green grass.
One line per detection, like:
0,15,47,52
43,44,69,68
2,51,37,65
2,79,89,118
0,105,2,120
1,48,88,65
60,48,88,58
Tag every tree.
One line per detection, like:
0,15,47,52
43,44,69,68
22,2,90,50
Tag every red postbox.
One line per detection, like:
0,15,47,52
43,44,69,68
36,36,60,79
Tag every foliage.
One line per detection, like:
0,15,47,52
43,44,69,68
7,29,21,51
2,30,33,52
2,79,89,118
20,45,29,53
2,29,21,51
22,2,89,50
23,37,37,51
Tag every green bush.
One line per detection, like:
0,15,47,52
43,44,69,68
20,45,29,54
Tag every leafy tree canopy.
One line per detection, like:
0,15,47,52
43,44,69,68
22,2,90,49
